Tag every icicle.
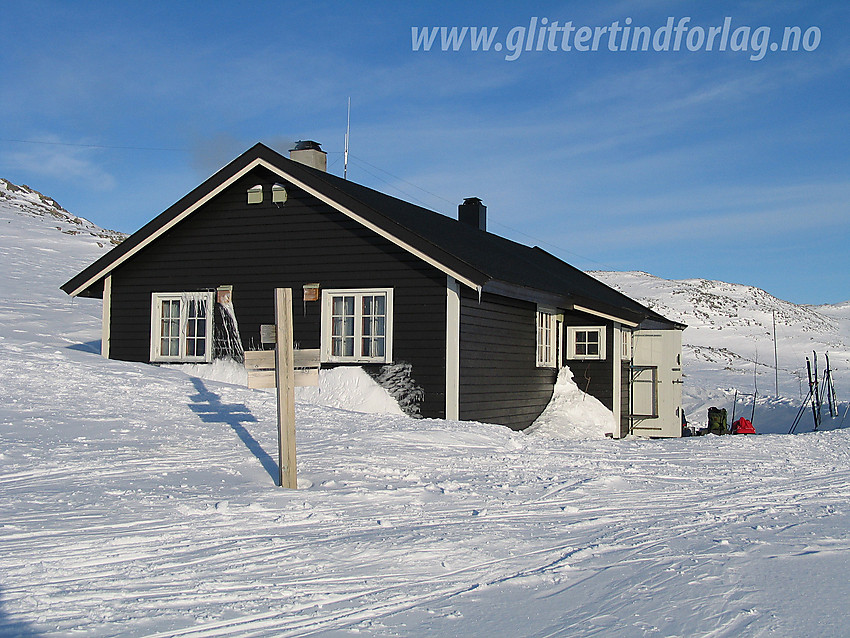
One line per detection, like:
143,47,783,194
214,286,245,363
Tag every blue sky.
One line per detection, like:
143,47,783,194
1,1,848,304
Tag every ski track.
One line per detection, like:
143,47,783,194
3,336,849,637
2,192,850,636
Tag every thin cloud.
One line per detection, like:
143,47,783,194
2,138,116,191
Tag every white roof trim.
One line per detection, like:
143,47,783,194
573,304,639,327
68,157,481,297
265,160,481,292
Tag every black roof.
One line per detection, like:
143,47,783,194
62,143,683,329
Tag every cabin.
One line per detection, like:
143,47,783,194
62,142,686,437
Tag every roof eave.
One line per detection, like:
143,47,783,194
61,143,490,297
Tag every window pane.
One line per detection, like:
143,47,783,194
587,343,599,356
153,294,212,361
327,291,389,360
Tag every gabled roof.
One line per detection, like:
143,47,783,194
61,143,683,329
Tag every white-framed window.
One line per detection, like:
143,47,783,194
621,330,632,360
320,288,393,363
567,326,607,360
150,292,215,363
536,307,561,368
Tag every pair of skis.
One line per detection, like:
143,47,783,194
789,352,839,433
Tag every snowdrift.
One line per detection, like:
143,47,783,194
527,367,615,439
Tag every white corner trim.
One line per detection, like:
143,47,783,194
68,157,482,297
611,322,622,438
446,276,460,420
101,274,111,358
573,304,639,328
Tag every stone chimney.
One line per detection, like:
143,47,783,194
458,197,486,231
289,140,327,172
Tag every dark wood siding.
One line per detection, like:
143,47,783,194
620,360,631,437
458,290,556,430
561,312,615,411
108,167,447,418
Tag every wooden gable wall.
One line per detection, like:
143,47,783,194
107,166,448,418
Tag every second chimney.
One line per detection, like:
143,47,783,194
289,140,327,172
458,197,487,231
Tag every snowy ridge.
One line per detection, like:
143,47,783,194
0,177,125,246
2,181,850,636
590,271,843,339
591,270,850,432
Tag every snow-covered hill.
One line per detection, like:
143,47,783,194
2,180,850,637
591,271,850,433
0,177,125,246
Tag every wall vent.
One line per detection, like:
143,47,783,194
247,184,263,204
272,183,288,204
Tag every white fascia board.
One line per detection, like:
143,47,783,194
445,276,460,420
573,304,639,328
268,161,481,292
67,160,264,297
68,158,481,297
101,274,111,358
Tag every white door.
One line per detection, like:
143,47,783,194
631,330,682,437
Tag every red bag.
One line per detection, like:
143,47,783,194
732,417,756,435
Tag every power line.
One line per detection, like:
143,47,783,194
347,157,440,211
348,153,618,270
348,153,456,207
5,136,618,270
0,138,185,152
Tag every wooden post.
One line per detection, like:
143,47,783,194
275,288,297,488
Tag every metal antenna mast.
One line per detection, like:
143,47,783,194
344,97,351,180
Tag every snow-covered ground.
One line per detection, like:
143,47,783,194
2,181,850,637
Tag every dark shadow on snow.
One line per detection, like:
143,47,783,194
0,586,42,637
187,377,278,483
66,339,101,354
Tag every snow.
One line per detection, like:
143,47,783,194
2,182,850,637
170,360,405,416
527,367,615,439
